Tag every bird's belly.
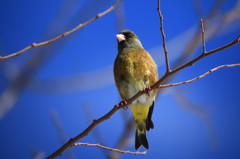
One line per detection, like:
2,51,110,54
126,82,153,107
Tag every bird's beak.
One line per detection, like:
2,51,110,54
116,34,125,42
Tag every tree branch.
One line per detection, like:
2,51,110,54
159,64,240,88
200,19,207,53
0,5,116,61
72,143,146,155
157,0,171,73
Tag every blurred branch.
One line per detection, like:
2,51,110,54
207,0,225,20
157,0,171,73
192,0,204,19
108,118,134,159
82,102,108,157
114,0,125,32
29,147,45,159
72,143,146,155
159,64,240,88
108,101,134,159
50,110,76,159
204,2,240,41
200,19,206,53
32,152,45,159
171,89,218,147
0,5,116,61
27,66,114,94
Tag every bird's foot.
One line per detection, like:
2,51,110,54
118,100,128,110
144,86,152,96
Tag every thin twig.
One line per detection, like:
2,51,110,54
47,34,240,159
157,0,171,73
0,5,116,61
159,64,240,88
171,35,240,74
72,143,146,155
200,19,207,53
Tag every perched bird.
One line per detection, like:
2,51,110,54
114,30,158,150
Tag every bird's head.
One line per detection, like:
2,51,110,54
116,30,143,53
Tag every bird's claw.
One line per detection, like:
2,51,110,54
144,86,151,96
123,105,128,110
119,100,128,110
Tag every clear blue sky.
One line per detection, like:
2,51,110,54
0,0,240,159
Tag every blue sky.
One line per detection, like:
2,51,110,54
0,0,240,159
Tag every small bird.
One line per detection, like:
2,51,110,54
114,30,158,150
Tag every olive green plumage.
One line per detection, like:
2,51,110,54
114,30,158,150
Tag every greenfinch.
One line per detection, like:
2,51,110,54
114,30,158,150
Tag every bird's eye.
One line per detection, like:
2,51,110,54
124,32,131,38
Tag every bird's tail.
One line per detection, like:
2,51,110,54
135,125,149,150
131,102,155,150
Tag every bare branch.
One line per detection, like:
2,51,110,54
200,19,207,53
159,64,240,88
157,0,171,73
0,5,116,61
72,143,146,155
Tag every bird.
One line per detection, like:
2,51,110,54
114,30,158,150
